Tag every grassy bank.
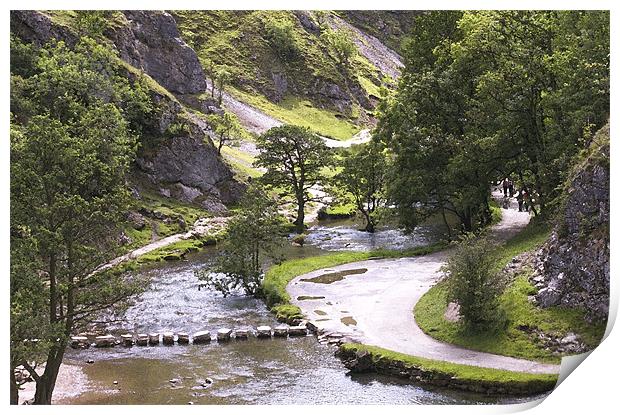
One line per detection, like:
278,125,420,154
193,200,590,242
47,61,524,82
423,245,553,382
414,218,606,364
262,242,447,322
338,343,558,395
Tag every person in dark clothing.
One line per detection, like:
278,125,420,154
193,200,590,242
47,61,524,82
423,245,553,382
508,179,515,197
516,190,524,212
502,178,509,197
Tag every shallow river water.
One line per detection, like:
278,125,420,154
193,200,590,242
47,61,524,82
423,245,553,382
60,224,544,405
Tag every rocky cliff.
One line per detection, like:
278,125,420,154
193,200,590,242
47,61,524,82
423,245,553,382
532,123,610,322
10,10,242,212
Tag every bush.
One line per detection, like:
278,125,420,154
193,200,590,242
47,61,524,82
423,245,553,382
444,235,507,332
264,19,299,60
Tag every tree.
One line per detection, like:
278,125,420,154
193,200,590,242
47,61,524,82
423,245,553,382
264,18,300,60
207,112,242,154
336,141,387,232
254,125,333,233
443,236,507,332
197,186,285,296
321,28,357,65
215,67,231,106
10,37,146,404
204,58,217,98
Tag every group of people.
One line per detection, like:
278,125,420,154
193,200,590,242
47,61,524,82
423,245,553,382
501,177,533,212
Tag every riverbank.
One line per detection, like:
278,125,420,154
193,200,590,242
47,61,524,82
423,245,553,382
336,344,557,395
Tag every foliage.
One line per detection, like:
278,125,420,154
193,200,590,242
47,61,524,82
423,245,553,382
254,125,334,233
10,36,148,404
197,186,286,297
264,18,300,60
207,112,243,154
443,236,507,332
378,11,609,235
335,141,387,232
321,28,357,65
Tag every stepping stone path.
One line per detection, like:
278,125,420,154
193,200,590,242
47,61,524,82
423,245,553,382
234,329,249,340
70,336,90,349
162,332,174,345
137,334,148,346
193,330,211,344
177,333,190,344
273,325,289,337
121,334,134,347
217,329,232,341
95,335,115,348
256,326,272,338
148,333,160,345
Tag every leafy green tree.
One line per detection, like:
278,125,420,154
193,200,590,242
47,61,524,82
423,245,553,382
197,186,286,296
254,125,333,233
10,37,148,404
204,58,217,98
443,236,506,332
264,19,300,60
336,141,387,232
207,112,242,154
215,67,231,105
321,28,357,65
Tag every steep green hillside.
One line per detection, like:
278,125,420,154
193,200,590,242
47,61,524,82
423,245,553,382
173,10,385,138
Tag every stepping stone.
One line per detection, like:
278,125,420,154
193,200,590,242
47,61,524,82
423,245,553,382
148,333,160,345
94,335,116,348
234,329,249,340
193,330,211,344
162,332,174,345
136,334,148,346
121,334,134,347
273,325,289,337
289,326,308,336
70,336,90,349
217,328,232,342
256,326,272,338
177,333,190,344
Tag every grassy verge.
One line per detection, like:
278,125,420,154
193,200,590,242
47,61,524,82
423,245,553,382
262,242,447,322
338,343,558,394
414,218,606,364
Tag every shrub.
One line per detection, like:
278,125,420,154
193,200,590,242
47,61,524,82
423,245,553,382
444,235,507,332
264,19,299,60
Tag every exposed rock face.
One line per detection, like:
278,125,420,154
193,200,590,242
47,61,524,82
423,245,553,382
108,11,206,94
10,10,78,47
10,10,242,210
533,123,610,322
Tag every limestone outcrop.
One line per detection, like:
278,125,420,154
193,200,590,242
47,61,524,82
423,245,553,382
532,123,610,322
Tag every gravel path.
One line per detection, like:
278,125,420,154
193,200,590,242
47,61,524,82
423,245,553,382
287,192,561,374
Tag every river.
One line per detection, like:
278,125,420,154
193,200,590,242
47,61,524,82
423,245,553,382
58,222,545,405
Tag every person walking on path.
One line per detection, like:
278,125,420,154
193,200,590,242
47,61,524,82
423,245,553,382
516,190,524,212
508,179,515,197
502,178,509,197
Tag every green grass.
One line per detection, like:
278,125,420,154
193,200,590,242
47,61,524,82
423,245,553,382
324,202,357,217
136,236,218,264
221,145,263,180
339,343,558,392
414,218,606,364
229,87,361,140
262,243,448,322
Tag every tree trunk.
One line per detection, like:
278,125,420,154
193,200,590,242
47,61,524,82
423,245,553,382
440,206,452,241
33,344,65,405
10,369,18,405
294,198,305,234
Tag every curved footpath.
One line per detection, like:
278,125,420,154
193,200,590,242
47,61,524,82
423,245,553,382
287,193,561,375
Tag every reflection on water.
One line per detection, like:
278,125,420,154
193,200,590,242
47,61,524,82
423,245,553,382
61,224,543,405
305,218,445,252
